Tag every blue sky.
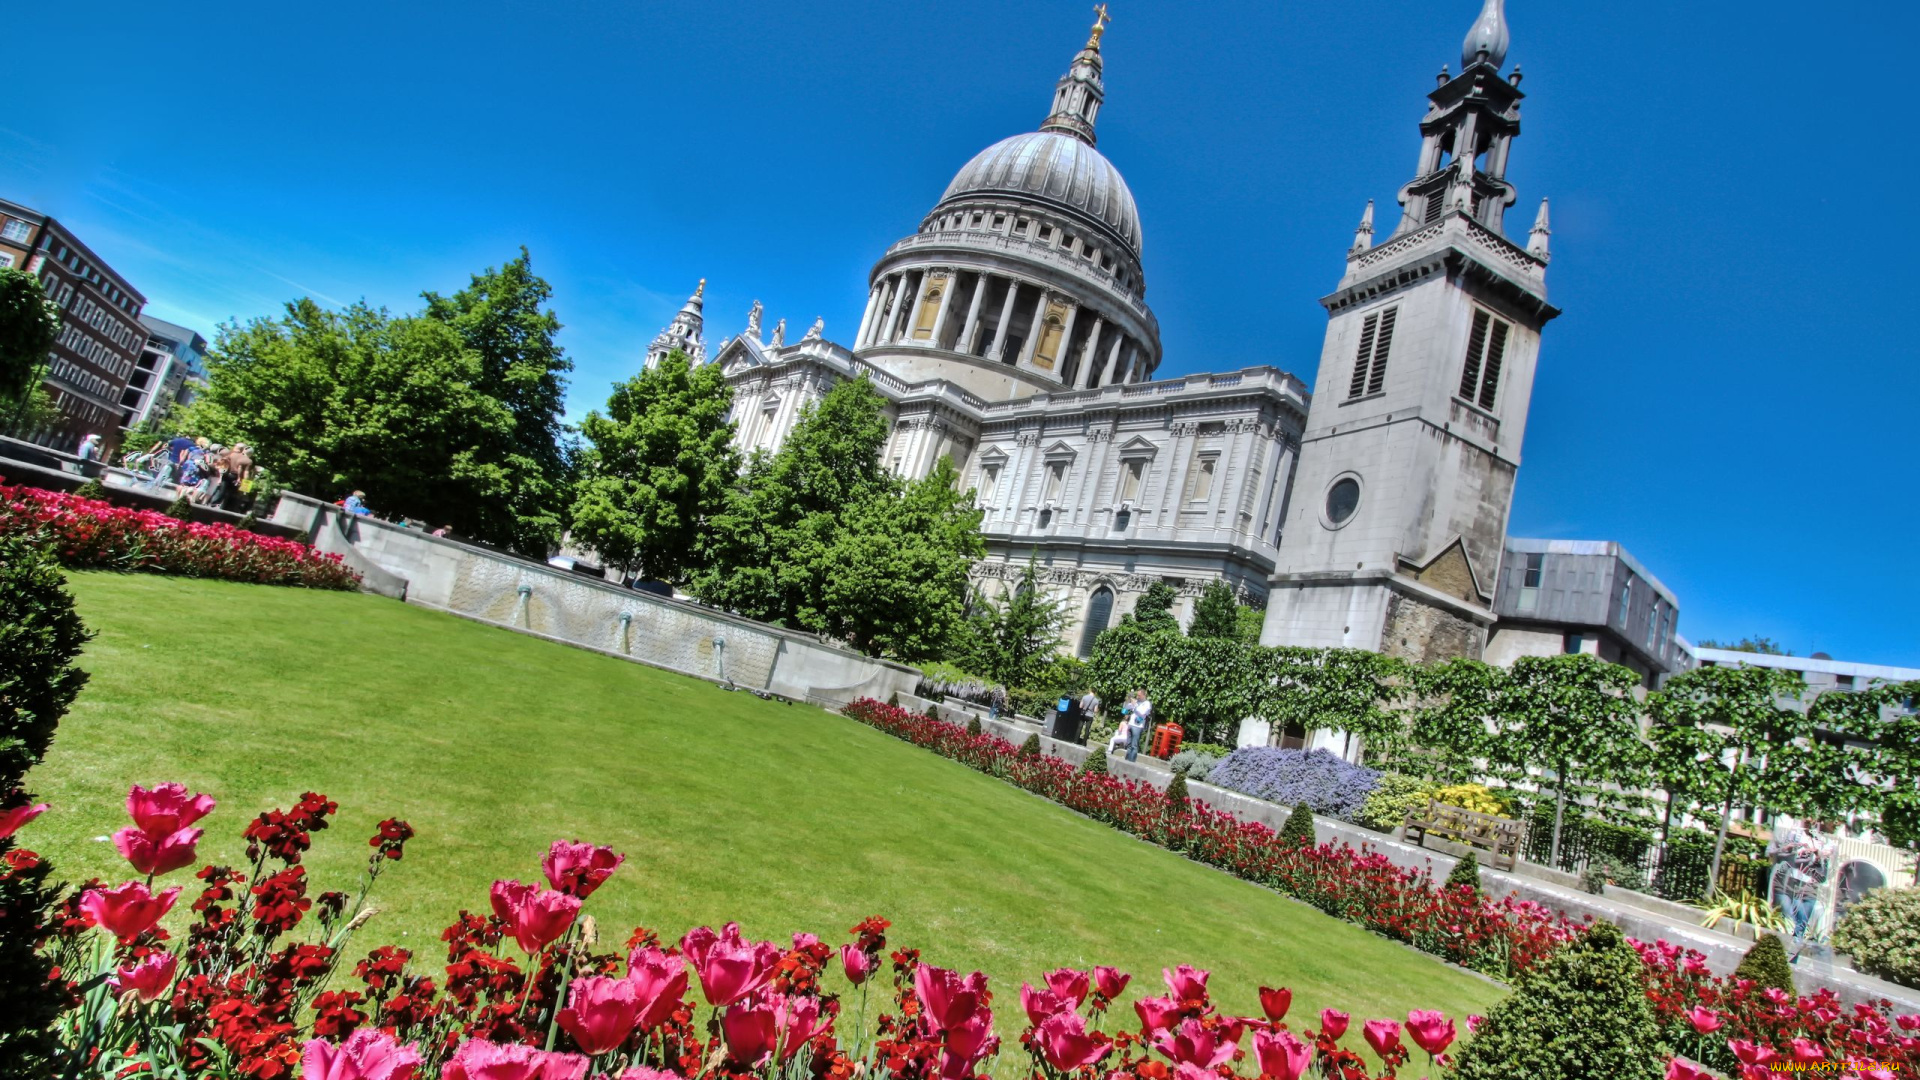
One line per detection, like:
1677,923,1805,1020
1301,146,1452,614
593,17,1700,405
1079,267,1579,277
5,2,1915,664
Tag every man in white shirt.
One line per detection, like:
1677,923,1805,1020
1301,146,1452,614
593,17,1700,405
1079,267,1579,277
1127,691,1153,761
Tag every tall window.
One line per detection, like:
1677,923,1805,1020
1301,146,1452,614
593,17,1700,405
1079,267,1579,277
1078,587,1115,658
978,465,1000,504
1346,306,1398,399
1615,579,1632,628
1646,602,1660,649
1517,552,1544,613
1119,459,1144,503
0,219,30,242
1185,454,1217,504
1043,462,1066,502
1457,307,1512,409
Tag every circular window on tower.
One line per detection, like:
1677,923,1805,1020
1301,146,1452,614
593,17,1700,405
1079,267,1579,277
1323,475,1362,529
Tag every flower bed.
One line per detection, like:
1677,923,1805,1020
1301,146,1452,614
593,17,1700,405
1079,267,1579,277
0,480,360,589
1206,748,1381,821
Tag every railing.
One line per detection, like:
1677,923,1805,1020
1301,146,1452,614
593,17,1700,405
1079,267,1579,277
1519,810,1770,902
879,231,1158,328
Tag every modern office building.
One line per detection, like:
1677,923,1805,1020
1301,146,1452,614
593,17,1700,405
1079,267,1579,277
122,315,209,432
1484,538,1686,687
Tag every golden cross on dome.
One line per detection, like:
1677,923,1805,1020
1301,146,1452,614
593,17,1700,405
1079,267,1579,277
1087,3,1110,49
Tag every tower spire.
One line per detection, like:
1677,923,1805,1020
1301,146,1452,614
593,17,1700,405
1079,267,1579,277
1350,200,1375,254
643,278,709,369
1461,0,1510,71
1040,8,1108,146
1527,198,1551,259
1387,2,1526,240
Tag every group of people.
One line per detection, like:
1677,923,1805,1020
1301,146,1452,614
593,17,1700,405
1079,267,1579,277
124,434,257,511
1102,688,1155,762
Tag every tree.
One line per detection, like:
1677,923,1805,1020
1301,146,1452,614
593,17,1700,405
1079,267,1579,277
1696,636,1788,656
421,249,577,553
1186,579,1239,638
1086,622,1256,745
1646,664,1826,892
1402,657,1500,785
1129,580,1181,635
0,267,60,402
962,555,1070,688
1815,679,1920,872
1489,654,1646,866
1732,933,1794,993
1255,646,1408,760
570,349,739,584
1233,605,1265,645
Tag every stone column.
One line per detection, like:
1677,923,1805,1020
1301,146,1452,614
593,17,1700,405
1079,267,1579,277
928,270,959,347
873,276,904,347
1219,418,1257,529
855,283,882,346
1095,331,1125,388
987,280,1022,363
1051,302,1081,379
899,272,931,344
1017,290,1050,367
1076,316,1106,388
957,273,988,355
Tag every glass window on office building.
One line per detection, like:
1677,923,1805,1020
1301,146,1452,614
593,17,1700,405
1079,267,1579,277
1518,552,1544,613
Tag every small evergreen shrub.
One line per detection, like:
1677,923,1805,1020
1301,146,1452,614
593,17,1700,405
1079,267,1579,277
1165,772,1190,812
1450,921,1666,1080
1446,851,1482,893
887,692,900,708
71,478,107,501
924,703,940,721
1579,855,1646,896
1279,801,1316,847
163,493,195,521
1732,933,1795,993
1018,733,1040,759
1834,888,1920,989
966,715,982,736
1081,747,1108,776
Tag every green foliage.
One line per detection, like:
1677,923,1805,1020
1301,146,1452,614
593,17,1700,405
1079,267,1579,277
1,383,61,436
1088,620,1258,746
0,267,60,401
1450,922,1665,1080
1732,933,1795,992
1081,747,1108,775
1400,657,1499,784
70,478,107,501
693,377,983,660
966,715,982,737
1233,605,1265,645
570,350,739,584
1832,888,1920,989
1259,646,1410,756
1018,733,1041,759
1186,579,1240,639
1165,772,1190,812
1579,856,1645,895
1279,801,1316,847
1490,654,1646,863
960,555,1069,687
1446,851,1482,893
1129,580,1181,635
1355,773,1435,833
1697,636,1788,655
163,493,195,521
1814,681,1920,852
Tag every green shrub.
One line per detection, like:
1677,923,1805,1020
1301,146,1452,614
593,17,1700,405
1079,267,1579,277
1167,746,1229,783
71,478,107,501
1166,773,1190,812
236,511,258,531
1450,921,1666,1080
163,493,195,521
924,704,940,721
1446,851,1482,893
966,715,982,736
0,538,92,1074
1279,801,1316,847
1018,733,1040,759
888,692,900,707
1081,747,1108,776
1833,889,1920,989
1579,855,1647,896
1732,933,1795,993
1354,773,1434,833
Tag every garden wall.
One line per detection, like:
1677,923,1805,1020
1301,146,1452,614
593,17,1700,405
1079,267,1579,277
897,693,1920,1013
268,492,921,706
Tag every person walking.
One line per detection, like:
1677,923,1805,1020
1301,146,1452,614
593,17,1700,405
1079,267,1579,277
1126,690,1153,762
1076,688,1101,744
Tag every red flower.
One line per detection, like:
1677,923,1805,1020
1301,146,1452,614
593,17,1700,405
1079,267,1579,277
1258,986,1292,1023
541,840,622,898
80,881,181,942
0,801,48,840
368,818,413,861
1319,1009,1349,1042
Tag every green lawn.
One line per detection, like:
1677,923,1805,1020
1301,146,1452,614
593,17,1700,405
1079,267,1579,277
29,572,1504,1033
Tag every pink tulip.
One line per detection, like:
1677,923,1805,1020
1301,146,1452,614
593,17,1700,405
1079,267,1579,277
0,802,48,840
1258,987,1292,1023
1467,1014,1483,1033
79,882,181,943
1362,1019,1401,1059
1319,1009,1349,1042
1045,968,1090,1008
1022,983,1072,1027
1788,1039,1824,1062
1036,1010,1111,1071
108,952,179,1002
1687,1007,1722,1035
301,1029,422,1080
1729,1040,1779,1066
1898,1015,1919,1032
792,932,820,950
1092,966,1130,1000
839,944,874,986
1134,995,1181,1036
126,783,215,835
1162,964,1210,1002
1253,1029,1311,1080
442,1037,587,1080
915,964,989,1031
775,994,825,1059
683,923,783,1007
940,1012,999,1080
113,825,203,876
1666,1060,1713,1080
557,975,643,1055
721,1000,780,1066
541,841,623,899
489,880,580,955
1406,1010,1455,1056
626,946,689,1031
1153,1018,1237,1069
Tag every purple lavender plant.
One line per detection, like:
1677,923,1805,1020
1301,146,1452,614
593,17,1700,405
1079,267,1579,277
1206,747,1381,820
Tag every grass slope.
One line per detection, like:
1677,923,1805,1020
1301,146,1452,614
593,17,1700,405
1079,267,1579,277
31,572,1504,1030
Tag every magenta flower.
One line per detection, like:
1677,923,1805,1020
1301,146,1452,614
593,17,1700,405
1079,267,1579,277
1319,1009,1350,1042
489,880,580,955
113,825,203,877
126,783,215,835
1407,1009,1455,1055
1134,995,1180,1037
839,944,874,986
557,975,643,1055
541,840,623,898
1687,1006,1721,1035
683,923,782,1007
792,932,820,950
0,802,48,840
301,1029,423,1080
1021,983,1071,1027
1092,965,1130,1000
1362,1018,1401,1059
939,1012,999,1080
1253,1029,1311,1080
79,881,181,943
1161,964,1210,1002
1153,1018,1237,1069
1044,967,1090,1008
915,964,989,1031
1036,1010,1111,1070
626,945,690,1031
441,1037,587,1080
1729,1040,1779,1067
1666,1060,1713,1080
108,952,179,1002
721,999,779,1066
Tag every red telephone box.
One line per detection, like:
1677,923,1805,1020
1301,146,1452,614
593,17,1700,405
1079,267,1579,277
1150,723,1184,759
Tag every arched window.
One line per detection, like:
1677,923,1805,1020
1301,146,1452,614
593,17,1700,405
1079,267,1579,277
1078,586,1115,658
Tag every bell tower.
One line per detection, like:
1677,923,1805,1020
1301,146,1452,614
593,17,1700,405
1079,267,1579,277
1261,0,1559,664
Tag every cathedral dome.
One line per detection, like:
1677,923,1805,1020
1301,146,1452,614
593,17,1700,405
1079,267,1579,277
938,131,1142,258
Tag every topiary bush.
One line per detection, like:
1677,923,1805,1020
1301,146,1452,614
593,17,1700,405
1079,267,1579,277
1354,773,1434,833
1207,747,1380,820
924,704,940,722
1732,933,1795,993
1165,772,1190,813
1279,801,1316,847
1018,733,1040,759
966,715,982,736
71,477,107,501
1833,889,1920,989
163,493,195,521
1450,921,1666,1080
1081,747,1108,776
1447,851,1482,893
888,692,901,707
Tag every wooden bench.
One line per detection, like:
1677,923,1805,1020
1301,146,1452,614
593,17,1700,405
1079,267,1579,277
1402,798,1523,872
